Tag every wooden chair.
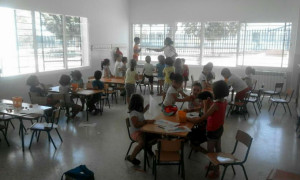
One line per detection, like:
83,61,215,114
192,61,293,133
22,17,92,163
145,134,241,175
0,114,15,134
153,139,185,180
227,92,251,120
29,108,63,150
205,130,253,180
104,83,118,104
268,88,294,116
28,92,48,106
262,82,284,102
125,118,150,166
245,89,262,115
136,74,150,95
125,118,136,159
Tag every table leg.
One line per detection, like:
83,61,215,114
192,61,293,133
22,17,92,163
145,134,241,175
143,133,147,171
19,118,24,152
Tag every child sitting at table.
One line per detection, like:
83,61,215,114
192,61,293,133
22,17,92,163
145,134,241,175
187,80,229,178
126,94,158,166
143,56,155,94
26,75,48,96
87,70,104,115
70,70,85,110
242,66,255,89
59,74,81,118
162,73,192,109
221,68,249,102
26,75,56,106
101,58,113,78
156,55,165,95
184,82,202,112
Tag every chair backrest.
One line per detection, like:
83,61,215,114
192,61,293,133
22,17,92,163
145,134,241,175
28,92,48,106
125,118,134,142
274,83,284,92
86,82,93,90
47,108,61,129
233,130,253,163
157,139,183,162
159,139,182,152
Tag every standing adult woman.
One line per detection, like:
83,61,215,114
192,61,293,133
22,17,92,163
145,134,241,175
147,37,178,60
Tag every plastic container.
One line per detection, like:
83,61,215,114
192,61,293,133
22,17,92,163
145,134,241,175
163,105,178,116
178,110,187,123
12,96,23,108
71,83,79,92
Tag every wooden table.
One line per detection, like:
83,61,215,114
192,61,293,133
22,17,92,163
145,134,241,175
48,86,103,121
267,169,300,180
140,112,194,171
0,99,52,151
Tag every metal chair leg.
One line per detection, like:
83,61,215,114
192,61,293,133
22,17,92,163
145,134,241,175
125,142,134,160
221,166,228,180
205,162,212,177
231,165,236,175
55,129,63,142
29,131,36,149
47,132,57,149
273,103,279,116
188,148,193,159
286,103,292,116
252,103,258,115
1,130,9,146
241,164,249,180
282,104,286,112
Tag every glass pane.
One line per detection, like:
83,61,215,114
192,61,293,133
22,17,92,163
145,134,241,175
175,22,201,65
36,12,64,72
203,21,239,67
0,7,19,76
65,15,83,68
240,23,288,67
16,9,36,74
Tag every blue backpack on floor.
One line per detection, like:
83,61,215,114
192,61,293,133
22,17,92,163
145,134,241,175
61,165,95,180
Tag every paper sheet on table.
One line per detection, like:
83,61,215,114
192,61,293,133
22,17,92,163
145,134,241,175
18,104,44,115
149,95,160,119
154,119,179,127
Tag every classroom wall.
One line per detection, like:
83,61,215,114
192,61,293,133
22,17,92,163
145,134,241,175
129,0,300,90
0,0,129,101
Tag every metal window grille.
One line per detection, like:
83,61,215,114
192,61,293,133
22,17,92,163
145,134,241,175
132,22,292,68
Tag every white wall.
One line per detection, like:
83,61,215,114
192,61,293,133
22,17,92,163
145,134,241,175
0,0,129,101
129,0,300,89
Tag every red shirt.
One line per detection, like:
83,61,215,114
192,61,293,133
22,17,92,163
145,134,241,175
207,101,227,131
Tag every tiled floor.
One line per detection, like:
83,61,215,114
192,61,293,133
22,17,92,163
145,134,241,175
0,92,300,180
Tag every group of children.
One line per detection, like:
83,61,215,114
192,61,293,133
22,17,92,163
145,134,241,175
126,60,256,178
26,67,111,117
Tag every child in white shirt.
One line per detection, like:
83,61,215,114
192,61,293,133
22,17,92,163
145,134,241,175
143,56,155,94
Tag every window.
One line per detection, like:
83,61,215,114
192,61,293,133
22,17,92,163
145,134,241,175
0,7,89,77
132,22,291,68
